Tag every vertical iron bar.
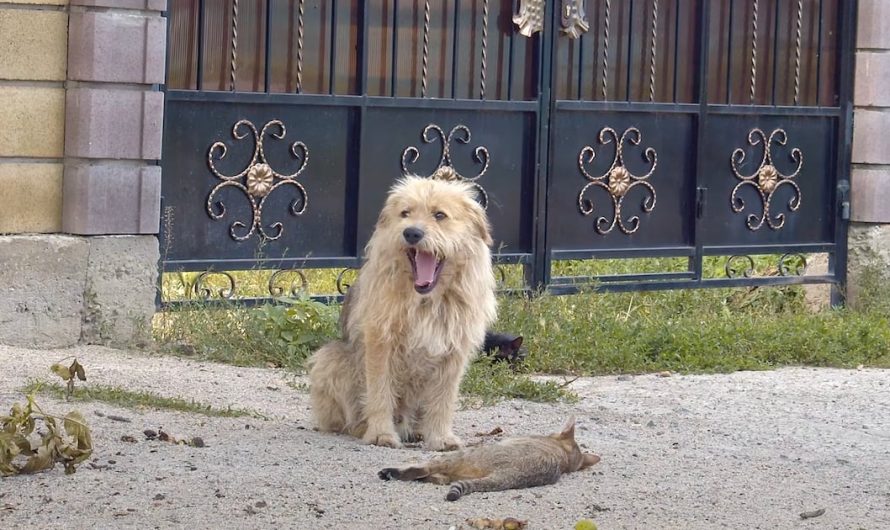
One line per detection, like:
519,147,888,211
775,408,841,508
295,0,305,93
648,0,658,101
230,0,239,92
672,0,679,102
577,34,584,100
481,0,489,99
507,0,515,100
792,0,803,105
360,0,369,95
725,0,733,103
264,0,272,92
831,0,857,305
626,0,634,101
815,0,823,105
749,0,759,103
329,0,338,94
391,0,399,96
421,0,430,97
602,0,612,100
529,0,557,290
451,0,460,98
196,0,205,90
692,0,712,283
770,0,780,105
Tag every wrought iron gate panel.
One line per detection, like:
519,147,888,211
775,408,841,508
161,0,857,303
357,105,537,258
546,109,696,253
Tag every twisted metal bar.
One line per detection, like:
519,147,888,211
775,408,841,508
296,0,304,93
481,0,489,99
793,0,803,105
421,0,431,98
230,0,239,91
648,0,659,101
602,0,612,100
749,0,759,103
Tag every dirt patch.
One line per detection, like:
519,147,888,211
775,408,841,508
1,345,888,529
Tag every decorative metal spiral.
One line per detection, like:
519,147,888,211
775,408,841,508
192,271,236,300
268,269,308,297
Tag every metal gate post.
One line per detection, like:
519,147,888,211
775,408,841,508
526,0,558,294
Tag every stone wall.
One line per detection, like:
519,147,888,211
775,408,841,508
849,0,890,305
0,0,165,348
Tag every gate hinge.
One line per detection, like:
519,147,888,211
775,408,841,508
695,187,708,219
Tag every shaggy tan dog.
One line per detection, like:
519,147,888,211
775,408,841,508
308,170,497,451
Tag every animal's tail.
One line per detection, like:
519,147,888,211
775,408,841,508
446,481,470,501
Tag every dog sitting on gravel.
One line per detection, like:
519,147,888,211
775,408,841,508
308,168,497,451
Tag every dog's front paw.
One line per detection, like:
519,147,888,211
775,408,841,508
424,433,463,452
363,430,402,449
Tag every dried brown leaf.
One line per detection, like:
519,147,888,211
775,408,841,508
71,359,87,381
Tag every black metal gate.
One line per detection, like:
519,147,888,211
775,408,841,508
161,0,856,302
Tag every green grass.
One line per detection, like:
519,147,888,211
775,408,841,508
461,361,578,405
152,259,890,404
25,381,261,418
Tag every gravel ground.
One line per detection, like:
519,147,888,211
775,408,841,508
1,344,889,529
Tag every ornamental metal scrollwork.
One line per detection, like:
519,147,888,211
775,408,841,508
561,0,589,39
577,127,657,235
207,119,309,242
513,0,544,37
401,124,490,209
336,267,358,295
268,269,308,297
730,128,802,231
724,255,755,278
192,271,236,300
778,253,807,276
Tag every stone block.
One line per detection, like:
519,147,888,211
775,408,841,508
0,8,68,81
851,168,890,223
4,1,67,7
855,52,890,108
0,87,65,158
0,163,63,233
858,0,890,50
847,223,890,308
0,235,87,348
70,0,166,10
68,11,166,84
62,163,161,235
82,235,158,346
852,109,890,164
65,87,163,160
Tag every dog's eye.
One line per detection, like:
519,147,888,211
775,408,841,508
433,211,447,221
400,209,410,218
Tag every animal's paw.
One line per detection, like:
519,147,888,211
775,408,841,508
363,430,402,449
425,433,463,451
378,468,400,481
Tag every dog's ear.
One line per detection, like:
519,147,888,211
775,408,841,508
465,201,493,246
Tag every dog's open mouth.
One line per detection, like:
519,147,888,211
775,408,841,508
407,248,444,294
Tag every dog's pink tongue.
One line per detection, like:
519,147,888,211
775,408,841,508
414,250,438,286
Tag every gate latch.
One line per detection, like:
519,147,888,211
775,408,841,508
837,180,851,220
696,187,708,219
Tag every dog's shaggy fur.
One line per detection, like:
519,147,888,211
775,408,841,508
308,173,497,451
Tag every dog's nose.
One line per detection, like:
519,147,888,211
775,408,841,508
403,226,425,245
